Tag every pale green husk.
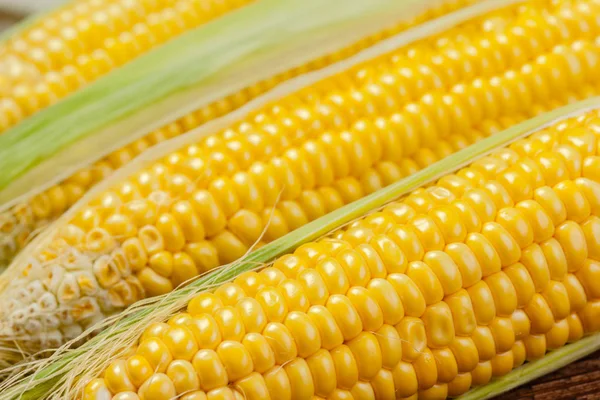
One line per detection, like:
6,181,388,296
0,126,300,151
0,0,437,210
2,94,599,399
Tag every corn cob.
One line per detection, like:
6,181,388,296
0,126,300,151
0,0,255,133
82,103,600,400
0,0,474,269
2,0,600,361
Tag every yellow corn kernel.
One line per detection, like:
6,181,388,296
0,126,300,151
105,360,136,393
306,349,336,397
263,322,297,365
236,298,267,334
186,315,222,351
485,272,518,317
540,238,568,281
525,294,555,335
112,392,141,400
167,360,200,395
432,347,459,383
255,288,288,323
347,287,384,333
546,319,570,350
396,317,427,362
465,233,502,277
470,361,493,387
337,249,371,287
445,289,477,336
447,373,472,397
489,317,516,354
126,355,153,388
262,366,290,399
521,244,552,292
370,368,395,400
162,326,198,361
83,378,112,400
326,295,362,342
285,311,321,358
214,306,245,342
138,373,176,399
414,348,438,391
523,334,548,361
206,387,236,400
422,251,463,296
346,332,382,381
576,259,600,299
389,362,417,398
326,344,357,391
491,351,514,378
450,336,479,373
188,293,223,316
422,302,455,348
350,381,375,400
192,349,229,392
316,258,350,296
504,263,536,310
580,301,600,333
285,358,315,400
467,281,496,325
372,325,401,371
279,279,310,313
444,242,483,288
214,283,246,307
306,306,343,351
389,226,425,263
137,338,172,374
367,278,404,326
259,267,286,287
555,220,588,272
216,341,253,382
542,281,571,320
406,261,444,306
387,273,427,318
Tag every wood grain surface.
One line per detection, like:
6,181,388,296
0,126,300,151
496,352,600,399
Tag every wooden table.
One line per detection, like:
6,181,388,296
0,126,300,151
497,352,600,399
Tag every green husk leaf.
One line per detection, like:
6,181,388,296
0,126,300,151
0,0,431,209
4,92,599,399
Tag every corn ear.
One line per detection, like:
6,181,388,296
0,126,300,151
5,95,600,400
